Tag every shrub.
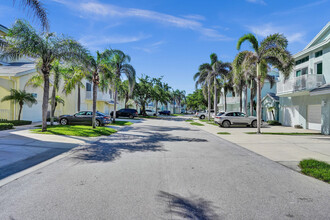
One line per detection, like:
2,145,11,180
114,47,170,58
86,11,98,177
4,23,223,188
294,124,303,129
267,120,281,125
0,123,14,130
299,159,330,183
0,119,32,126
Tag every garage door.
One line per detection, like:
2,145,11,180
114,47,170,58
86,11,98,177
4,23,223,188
308,105,321,130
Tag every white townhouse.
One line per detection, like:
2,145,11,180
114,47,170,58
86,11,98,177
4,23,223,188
277,22,330,134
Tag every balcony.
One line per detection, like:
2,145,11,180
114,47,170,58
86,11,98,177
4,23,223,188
219,96,240,105
85,91,111,101
277,74,325,95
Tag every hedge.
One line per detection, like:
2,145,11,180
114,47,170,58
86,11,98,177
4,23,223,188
0,119,32,126
0,123,14,130
267,120,282,125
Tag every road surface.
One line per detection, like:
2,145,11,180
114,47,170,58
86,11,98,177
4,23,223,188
0,118,329,219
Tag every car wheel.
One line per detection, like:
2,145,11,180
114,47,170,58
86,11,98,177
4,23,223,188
153,114,156,116
222,121,230,128
60,118,68,125
129,115,134,119
252,120,257,128
200,115,205,119
95,120,100,127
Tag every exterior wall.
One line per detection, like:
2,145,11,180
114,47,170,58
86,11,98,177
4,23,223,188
321,97,330,135
279,94,330,129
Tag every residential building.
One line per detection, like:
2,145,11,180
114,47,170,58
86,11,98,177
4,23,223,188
218,70,279,120
277,22,330,134
0,24,125,122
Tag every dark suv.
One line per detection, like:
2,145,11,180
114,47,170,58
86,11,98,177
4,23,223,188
59,111,111,126
110,108,138,119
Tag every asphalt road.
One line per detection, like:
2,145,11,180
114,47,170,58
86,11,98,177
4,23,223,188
0,118,329,220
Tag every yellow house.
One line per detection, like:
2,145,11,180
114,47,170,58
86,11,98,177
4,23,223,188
0,25,125,122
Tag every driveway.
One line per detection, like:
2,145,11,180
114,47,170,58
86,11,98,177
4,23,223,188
194,118,330,170
0,118,329,219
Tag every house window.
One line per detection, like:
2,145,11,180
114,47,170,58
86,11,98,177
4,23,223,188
301,67,308,75
31,93,37,98
296,70,301,77
295,56,309,65
86,82,91,91
315,50,323,58
317,63,323,74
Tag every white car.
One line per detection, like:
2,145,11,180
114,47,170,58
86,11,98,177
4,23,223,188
145,109,158,116
195,110,215,119
214,111,260,128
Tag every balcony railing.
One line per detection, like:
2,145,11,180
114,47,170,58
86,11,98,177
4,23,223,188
277,74,325,95
219,96,240,105
85,91,111,101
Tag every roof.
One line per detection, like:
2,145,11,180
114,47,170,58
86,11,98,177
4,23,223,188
0,24,8,35
310,84,330,96
0,62,36,77
294,21,330,58
262,93,279,102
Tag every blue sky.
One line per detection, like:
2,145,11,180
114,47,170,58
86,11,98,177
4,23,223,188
1,0,329,94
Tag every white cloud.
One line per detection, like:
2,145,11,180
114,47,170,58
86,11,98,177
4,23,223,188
133,41,166,53
272,0,328,15
79,33,151,48
52,0,229,41
246,0,266,5
247,23,305,44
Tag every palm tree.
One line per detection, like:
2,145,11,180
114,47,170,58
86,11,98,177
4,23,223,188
49,61,63,125
62,65,86,112
1,20,87,131
1,89,37,121
237,33,294,133
106,49,136,123
13,0,49,31
83,51,112,128
117,80,130,109
194,63,212,120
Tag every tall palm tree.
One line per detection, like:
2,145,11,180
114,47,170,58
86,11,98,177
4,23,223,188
49,95,64,117
62,65,86,112
106,49,135,123
83,51,111,128
49,61,63,125
1,20,87,131
237,33,294,133
1,89,37,121
13,0,49,31
194,63,212,120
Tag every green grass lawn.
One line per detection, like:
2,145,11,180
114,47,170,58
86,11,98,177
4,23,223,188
190,122,204,126
185,119,193,122
31,125,117,137
299,159,330,183
111,121,133,126
217,132,231,135
172,114,183,116
245,132,322,135
199,119,218,126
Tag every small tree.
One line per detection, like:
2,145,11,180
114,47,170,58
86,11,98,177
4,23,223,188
1,89,37,121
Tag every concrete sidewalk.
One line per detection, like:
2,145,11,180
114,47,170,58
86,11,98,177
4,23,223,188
193,119,330,170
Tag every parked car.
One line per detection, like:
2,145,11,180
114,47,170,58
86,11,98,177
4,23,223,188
110,108,138,119
145,109,158,116
59,111,111,126
159,110,171,115
214,111,259,128
195,110,215,119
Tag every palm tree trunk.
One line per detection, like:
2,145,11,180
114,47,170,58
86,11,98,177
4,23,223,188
250,87,254,116
41,71,50,132
92,80,97,128
244,86,248,114
50,85,56,126
224,93,227,112
155,100,158,115
18,103,23,121
214,78,217,115
77,84,81,112
208,78,211,121
113,87,118,123
239,89,242,112
256,64,261,134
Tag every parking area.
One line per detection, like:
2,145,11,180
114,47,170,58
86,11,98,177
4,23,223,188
193,118,330,170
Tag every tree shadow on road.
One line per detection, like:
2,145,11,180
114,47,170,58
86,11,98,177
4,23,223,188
72,131,208,163
158,191,221,220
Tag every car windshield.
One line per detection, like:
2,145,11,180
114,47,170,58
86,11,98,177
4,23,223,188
96,112,106,116
217,112,225,116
